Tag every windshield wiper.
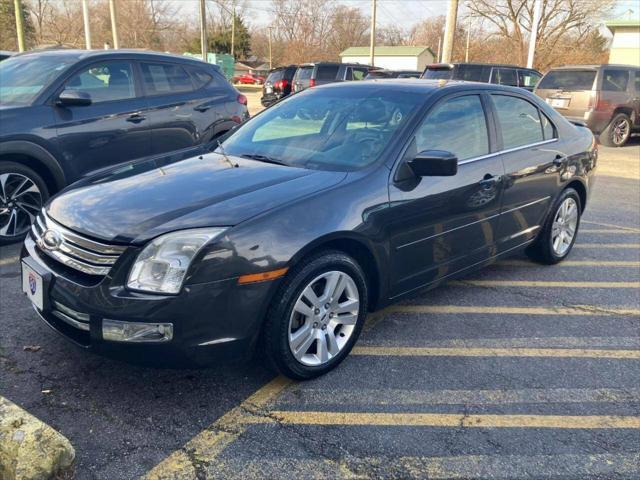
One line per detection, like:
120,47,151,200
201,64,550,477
239,153,288,167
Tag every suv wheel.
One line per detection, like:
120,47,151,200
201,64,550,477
600,113,631,147
264,250,368,380
0,162,49,245
527,188,581,264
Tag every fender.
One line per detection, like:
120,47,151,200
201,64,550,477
0,141,66,191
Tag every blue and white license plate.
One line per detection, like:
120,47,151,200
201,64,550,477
22,261,44,310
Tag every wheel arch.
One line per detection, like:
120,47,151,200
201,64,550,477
565,179,587,213
612,106,634,123
0,141,66,194
288,232,385,311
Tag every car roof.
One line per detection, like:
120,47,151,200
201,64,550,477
427,62,539,71
548,64,639,70
318,78,530,95
10,48,209,65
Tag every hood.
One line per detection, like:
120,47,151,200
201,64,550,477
46,152,346,244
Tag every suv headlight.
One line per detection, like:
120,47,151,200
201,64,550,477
127,228,227,294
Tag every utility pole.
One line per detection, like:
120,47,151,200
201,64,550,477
465,13,471,62
109,0,119,49
436,36,441,62
81,0,92,49
199,0,207,62
231,5,236,58
268,27,273,69
13,0,25,52
369,0,376,66
527,0,542,68
441,0,459,63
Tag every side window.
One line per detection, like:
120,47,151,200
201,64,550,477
635,71,640,93
352,68,367,81
602,69,629,92
518,70,542,89
415,95,489,161
63,61,135,103
493,68,518,86
540,111,556,140
492,95,544,148
316,65,339,81
140,62,194,95
186,66,216,89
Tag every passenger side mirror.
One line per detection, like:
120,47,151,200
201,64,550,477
57,90,92,107
408,150,458,177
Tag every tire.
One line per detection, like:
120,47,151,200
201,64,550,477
599,113,632,147
263,250,369,380
527,188,581,265
0,161,49,245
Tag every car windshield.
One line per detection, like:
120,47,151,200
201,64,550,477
423,67,453,80
537,70,597,90
220,88,421,172
0,55,76,105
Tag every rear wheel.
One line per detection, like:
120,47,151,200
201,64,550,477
527,188,581,264
0,162,48,245
264,250,368,380
599,113,631,147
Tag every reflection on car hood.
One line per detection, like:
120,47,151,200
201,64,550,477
46,152,347,244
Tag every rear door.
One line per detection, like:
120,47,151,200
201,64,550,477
489,93,562,252
139,61,208,155
633,70,640,127
387,93,504,297
535,68,598,117
53,59,152,179
600,68,632,116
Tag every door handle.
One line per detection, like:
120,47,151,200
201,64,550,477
126,113,146,123
479,174,500,189
553,154,567,166
194,105,211,112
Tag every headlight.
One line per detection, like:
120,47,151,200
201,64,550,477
127,228,227,294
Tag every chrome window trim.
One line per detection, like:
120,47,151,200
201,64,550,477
458,138,559,166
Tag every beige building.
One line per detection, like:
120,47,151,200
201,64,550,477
606,20,640,66
340,46,435,71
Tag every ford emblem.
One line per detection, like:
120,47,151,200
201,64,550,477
40,229,63,251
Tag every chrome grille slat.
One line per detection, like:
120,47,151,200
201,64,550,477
31,210,126,276
51,301,90,331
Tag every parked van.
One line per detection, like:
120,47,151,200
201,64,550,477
535,64,640,147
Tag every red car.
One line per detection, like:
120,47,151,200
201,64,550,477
233,73,265,85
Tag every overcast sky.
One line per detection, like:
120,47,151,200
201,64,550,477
178,0,639,31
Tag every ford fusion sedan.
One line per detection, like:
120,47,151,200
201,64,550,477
21,80,597,379
0,49,248,244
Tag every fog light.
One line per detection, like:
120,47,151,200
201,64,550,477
102,320,173,343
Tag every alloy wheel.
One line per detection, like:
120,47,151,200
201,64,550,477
551,197,578,256
288,270,360,366
612,118,630,146
0,173,43,238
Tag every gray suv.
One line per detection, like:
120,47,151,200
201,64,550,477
535,65,640,147
292,62,377,93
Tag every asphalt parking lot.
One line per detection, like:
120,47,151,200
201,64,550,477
1,139,639,479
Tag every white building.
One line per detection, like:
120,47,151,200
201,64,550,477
340,46,436,71
606,20,640,66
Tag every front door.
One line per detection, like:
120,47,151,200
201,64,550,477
53,60,152,180
387,93,504,298
489,93,563,252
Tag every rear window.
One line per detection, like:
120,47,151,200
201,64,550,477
492,68,518,86
266,70,284,83
316,65,339,80
423,67,453,80
294,67,313,80
537,70,597,90
186,66,215,89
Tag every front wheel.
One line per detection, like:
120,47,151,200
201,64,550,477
0,162,49,245
527,188,581,264
264,251,368,380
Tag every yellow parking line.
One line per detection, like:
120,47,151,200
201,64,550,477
449,280,640,288
387,305,640,316
242,411,640,429
144,376,292,480
498,260,640,267
574,243,640,249
582,220,640,233
0,256,18,266
351,346,640,359
580,229,639,234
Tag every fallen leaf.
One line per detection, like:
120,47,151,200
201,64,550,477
23,345,41,352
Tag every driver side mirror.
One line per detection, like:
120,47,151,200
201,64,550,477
56,90,92,107
407,150,458,177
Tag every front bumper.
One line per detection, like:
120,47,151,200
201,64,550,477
21,235,278,367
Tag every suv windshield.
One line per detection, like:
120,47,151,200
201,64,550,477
423,67,453,80
538,70,597,90
0,55,76,105
221,88,420,171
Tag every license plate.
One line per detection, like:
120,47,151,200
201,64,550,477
22,261,44,310
547,97,569,109
265,86,272,94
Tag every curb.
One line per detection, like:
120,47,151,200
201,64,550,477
0,396,75,480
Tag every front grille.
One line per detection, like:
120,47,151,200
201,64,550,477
51,301,90,331
31,211,126,276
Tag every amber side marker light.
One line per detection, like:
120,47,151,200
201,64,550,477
238,267,289,285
